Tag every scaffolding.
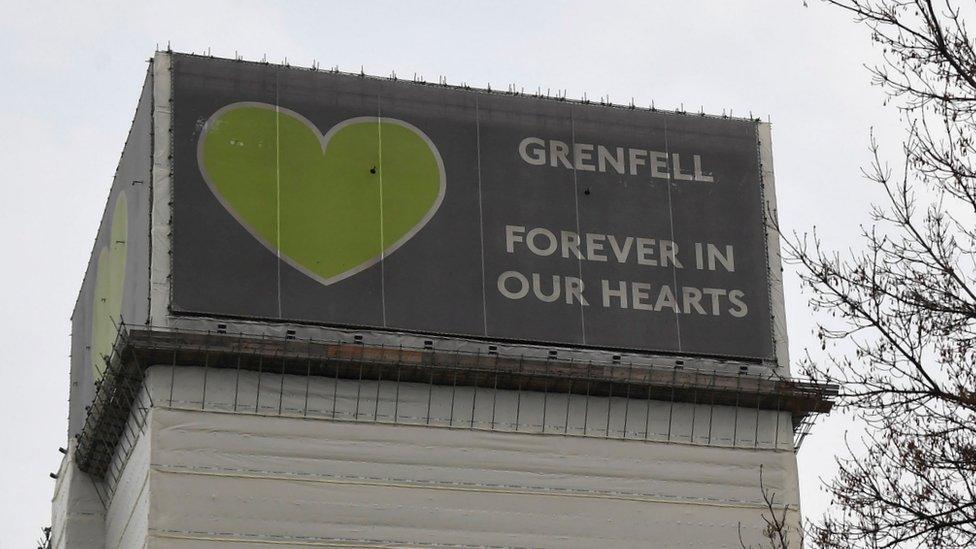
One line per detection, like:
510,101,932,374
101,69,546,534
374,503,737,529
76,323,837,488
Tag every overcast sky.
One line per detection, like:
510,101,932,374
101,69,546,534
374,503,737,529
0,1,901,545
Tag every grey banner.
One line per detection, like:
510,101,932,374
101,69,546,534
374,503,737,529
69,68,154,436
171,54,773,360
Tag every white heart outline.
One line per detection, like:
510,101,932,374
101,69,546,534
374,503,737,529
196,101,447,286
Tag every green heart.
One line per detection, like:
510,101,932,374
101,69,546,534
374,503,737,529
91,191,127,381
198,102,445,285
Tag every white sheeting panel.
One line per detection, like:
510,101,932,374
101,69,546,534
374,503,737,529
50,443,105,549
105,421,151,549
150,409,792,507
758,121,792,376
150,472,785,548
147,406,800,548
147,366,794,450
149,52,172,328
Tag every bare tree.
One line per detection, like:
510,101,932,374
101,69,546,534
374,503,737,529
740,466,804,549
788,1,976,547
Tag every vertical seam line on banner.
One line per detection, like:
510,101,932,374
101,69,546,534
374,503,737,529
663,119,682,351
146,62,155,322
475,96,489,336
378,98,387,327
570,107,586,344
274,78,283,318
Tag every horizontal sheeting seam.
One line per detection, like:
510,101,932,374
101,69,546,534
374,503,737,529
151,528,530,548
152,453,777,494
151,465,775,509
62,511,103,517
157,444,782,480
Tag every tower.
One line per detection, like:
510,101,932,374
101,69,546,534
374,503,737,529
51,51,833,548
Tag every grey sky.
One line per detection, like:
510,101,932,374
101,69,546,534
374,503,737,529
0,1,899,545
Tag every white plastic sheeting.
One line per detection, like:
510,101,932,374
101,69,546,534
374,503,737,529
104,423,150,549
146,411,799,547
149,53,172,328
117,365,800,547
52,395,152,549
152,365,795,450
50,442,105,549
759,121,792,372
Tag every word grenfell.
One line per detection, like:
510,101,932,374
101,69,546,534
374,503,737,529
518,137,715,182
